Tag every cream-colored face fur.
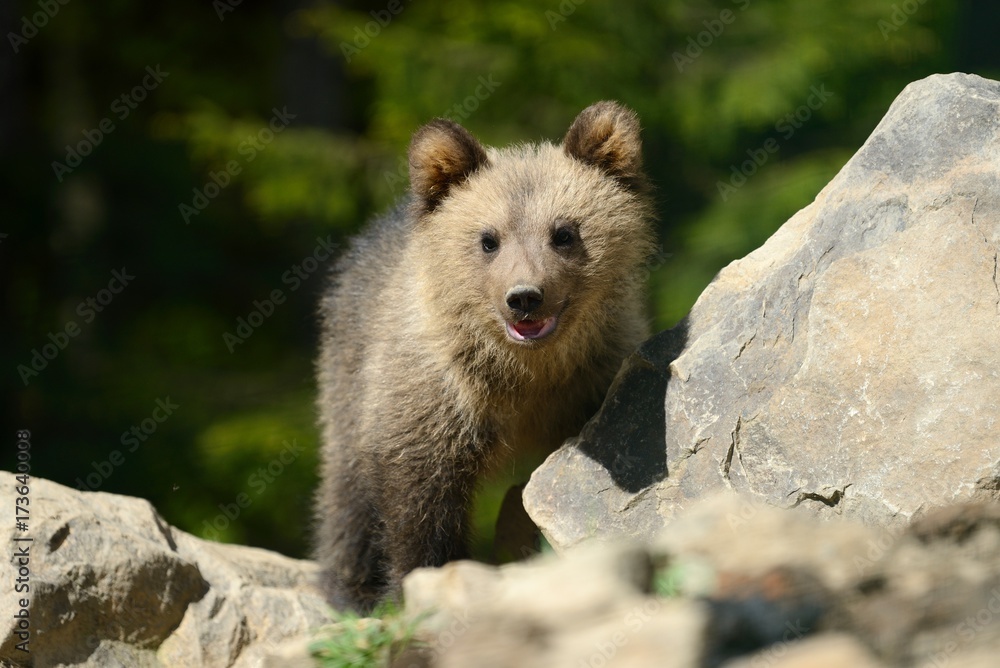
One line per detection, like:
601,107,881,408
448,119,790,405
423,144,648,347
407,102,654,358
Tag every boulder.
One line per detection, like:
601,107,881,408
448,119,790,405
524,72,1000,551
402,543,708,668
720,633,886,668
0,472,328,667
404,493,1000,667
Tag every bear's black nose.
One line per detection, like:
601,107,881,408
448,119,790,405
505,286,544,315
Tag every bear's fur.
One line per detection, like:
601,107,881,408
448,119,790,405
314,101,656,612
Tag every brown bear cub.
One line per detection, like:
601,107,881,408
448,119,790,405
314,101,655,613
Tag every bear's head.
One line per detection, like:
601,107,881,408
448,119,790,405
407,102,655,374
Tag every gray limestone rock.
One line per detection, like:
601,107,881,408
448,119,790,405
525,72,1000,550
0,472,327,667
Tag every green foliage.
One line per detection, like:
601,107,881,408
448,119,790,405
155,105,366,228
653,561,687,598
310,603,425,668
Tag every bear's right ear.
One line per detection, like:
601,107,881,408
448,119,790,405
408,119,489,214
563,101,644,190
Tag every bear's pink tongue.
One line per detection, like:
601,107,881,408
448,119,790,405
513,319,546,338
508,316,558,341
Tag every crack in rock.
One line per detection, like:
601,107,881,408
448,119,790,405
789,484,852,509
735,332,757,361
680,437,710,461
619,486,654,513
152,507,179,552
48,523,71,553
720,417,745,487
993,252,999,313
970,196,1000,312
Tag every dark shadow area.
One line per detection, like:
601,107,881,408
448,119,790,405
575,318,689,493
701,567,829,668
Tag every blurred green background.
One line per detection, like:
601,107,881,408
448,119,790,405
4,0,998,560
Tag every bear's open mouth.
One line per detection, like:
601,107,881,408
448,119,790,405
505,315,558,342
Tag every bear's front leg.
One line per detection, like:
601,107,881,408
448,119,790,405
374,444,482,599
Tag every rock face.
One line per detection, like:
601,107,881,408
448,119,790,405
524,72,1000,550
405,493,1000,668
0,472,327,668
403,541,709,668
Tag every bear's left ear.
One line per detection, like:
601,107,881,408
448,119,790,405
563,101,644,189
408,119,489,214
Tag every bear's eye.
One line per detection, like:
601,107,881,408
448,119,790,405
481,233,499,253
552,226,575,249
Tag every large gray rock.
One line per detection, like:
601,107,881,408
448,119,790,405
403,543,709,668
0,472,328,667
524,72,1000,550
404,493,1000,667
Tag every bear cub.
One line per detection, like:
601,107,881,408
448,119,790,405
314,101,655,613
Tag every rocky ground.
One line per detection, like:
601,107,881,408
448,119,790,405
400,493,1000,668
7,473,1000,667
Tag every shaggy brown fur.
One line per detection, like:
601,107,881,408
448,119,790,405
314,101,656,613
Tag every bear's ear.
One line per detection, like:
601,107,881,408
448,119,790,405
408,119,489,213
563,101,644,189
